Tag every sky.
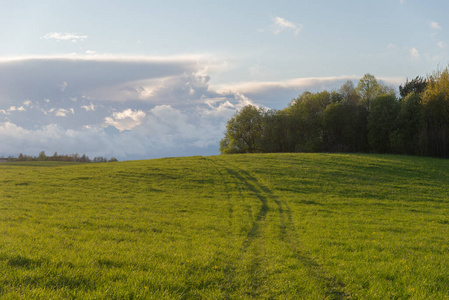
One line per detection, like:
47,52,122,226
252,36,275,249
0,0,448,160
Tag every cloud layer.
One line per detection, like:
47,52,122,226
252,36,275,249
42,32,88,43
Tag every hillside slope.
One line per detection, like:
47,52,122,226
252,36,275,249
1,154,448,299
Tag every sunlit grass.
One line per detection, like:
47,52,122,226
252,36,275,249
0,153,448,298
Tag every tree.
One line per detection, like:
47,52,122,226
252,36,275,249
259,109,289,153
356,74,394,110
399,76,428,99
38,151,47,161
220,105,264,154
390,93,422,154
420,67,449,157
367,94,400,153
285,91,331,152
339,80,360,105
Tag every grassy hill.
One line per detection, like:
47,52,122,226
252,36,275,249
1,153,448,299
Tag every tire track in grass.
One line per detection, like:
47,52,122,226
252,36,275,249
210,157,349,299
201,157,247,298
206,157,269,297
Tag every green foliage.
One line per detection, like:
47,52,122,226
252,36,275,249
6,152,117,163
220,67,449,158
391,93,422,154
367,94,400,153
0,153,448,298
220,105,264,154
420,67,449,157
355,73,395,110
399,76,428,98
322,101,368,152
285,91,332,152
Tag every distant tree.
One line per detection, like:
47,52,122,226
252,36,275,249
93,156,109,163
71,153,79,162
38,151,47,161
108,157,118,162
80,154,92,163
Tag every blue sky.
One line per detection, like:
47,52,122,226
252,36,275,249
0,0,448,160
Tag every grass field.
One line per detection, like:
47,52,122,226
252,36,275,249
0,153,448,299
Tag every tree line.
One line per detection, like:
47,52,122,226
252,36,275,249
1,151,118,163
220,67,449,158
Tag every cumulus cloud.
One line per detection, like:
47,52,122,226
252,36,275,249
0,55,249,159
272,17,302,35
430,22,442,30
410,47,420,59
43,32,87,43
104,109,146,131
81,103,96,111
54,108,73,117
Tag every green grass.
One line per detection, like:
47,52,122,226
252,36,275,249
0,153,448,299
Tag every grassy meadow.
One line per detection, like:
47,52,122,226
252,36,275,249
0,153,448,299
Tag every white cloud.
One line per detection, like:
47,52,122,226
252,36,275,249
400,0,405,4
438,41,445,49
85,50,97,55
410,47,420,59
272,17,302,35
430,22,442,30
81,103,96,111
104,109,146,131
215,76,357,102
43,32,87,43
54,108,70,117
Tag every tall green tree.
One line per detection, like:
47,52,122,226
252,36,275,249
339,80,360,105
356,74,394,110
399,76,428,99
367,94,400,153
220,105,264,154
390,93,422,155
259,109,289,153
420,68,449,157
285,91,331,152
